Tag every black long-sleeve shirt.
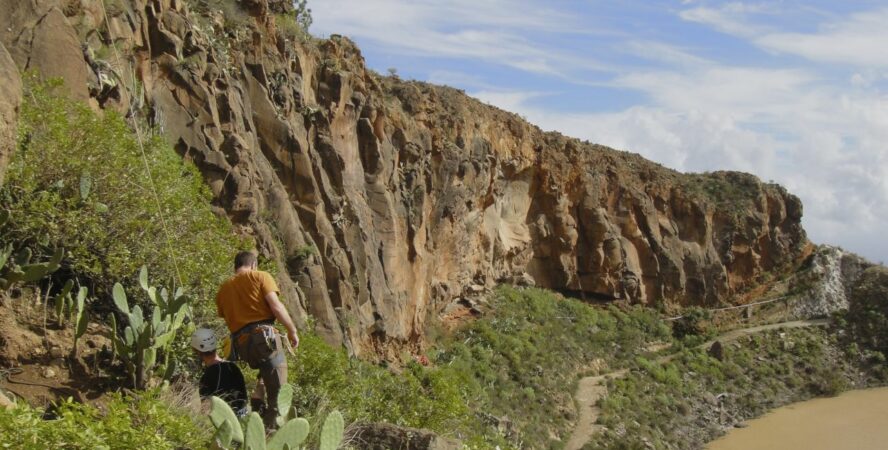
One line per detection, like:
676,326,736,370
199,361,247,413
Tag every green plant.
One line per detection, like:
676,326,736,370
0,244,62,289
293,0,312,31
432,286,672,447
110,266,189,389
681,172,760,214
293,244,316,261
0,390,211,449
2,77,245,308
54,282,91,357
845,266,888,358
208,386,343,450
587,327,860,449
286,329,470,437
319,410,344,450
274,14,305,40
0,210,63,289
672,306,713,341
54,279,76,326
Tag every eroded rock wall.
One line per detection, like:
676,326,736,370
0,0,808,356
786,245,872,318
0,42,21,185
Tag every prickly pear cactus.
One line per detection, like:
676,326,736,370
109,266,189,388
72,286,89,356
267,418,310,450
209,396,244,447
0,246,63,289
276,384,295,426
320,411,344,450
243,413,267,450
54,279,75,325
208,395,345,450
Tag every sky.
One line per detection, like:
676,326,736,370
312,0,888,264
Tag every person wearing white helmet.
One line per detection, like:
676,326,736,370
191,328,247,416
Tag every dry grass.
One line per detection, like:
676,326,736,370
159,379,205,416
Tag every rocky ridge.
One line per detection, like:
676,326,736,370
786,245,872,318
0,0,807,357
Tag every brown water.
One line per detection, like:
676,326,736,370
707,387,888,450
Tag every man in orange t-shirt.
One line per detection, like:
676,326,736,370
216,251,299,428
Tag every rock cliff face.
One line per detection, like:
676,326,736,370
786,245,872,319
0,42,20,185
0,0,807,356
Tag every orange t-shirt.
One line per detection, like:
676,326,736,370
215,271,280,333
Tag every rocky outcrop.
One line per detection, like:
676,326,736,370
0,0,808,356
0,389,13,409
0,1,92,101
786,245,871,318
0,42,21,185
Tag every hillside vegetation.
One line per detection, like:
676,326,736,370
0,1,885,449
1,77,245,305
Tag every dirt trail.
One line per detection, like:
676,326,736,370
564,319,829,450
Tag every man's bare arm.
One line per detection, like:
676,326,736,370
265,292,299,348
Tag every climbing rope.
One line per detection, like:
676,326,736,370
96,0,184,288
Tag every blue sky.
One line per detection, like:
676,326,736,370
312,1,888,263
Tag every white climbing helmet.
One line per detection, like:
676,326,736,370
190,328,218,352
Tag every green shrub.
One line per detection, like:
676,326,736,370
434,286,673,448
846,266,888,358
275,13,311,42
286,329,470,435
1,78,245,308
0,390,210,449
587,327,857,449
671,306,712,341
680,171,760,214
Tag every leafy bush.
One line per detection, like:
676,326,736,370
434,286,673,448
0,390,211,449
588,327,856,449
681,171,761,214
286,330,470,436
1,78,245,306
846,266,888,358
672,306,713,341
275,13,311,42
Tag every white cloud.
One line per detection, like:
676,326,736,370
311,0,615,77
612,67,818,120
427,70,493,90
755,8,888,67
471,90,548,114
678,2,769,37
623,40,710,67
679,4,888,69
